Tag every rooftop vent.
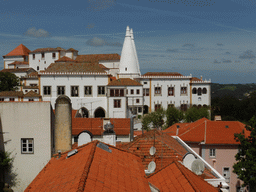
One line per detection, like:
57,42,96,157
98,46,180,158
66,149,78,159
225,125,229,128
97,142,112,153
176,125,180,128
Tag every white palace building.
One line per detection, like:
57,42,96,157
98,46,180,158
1,26,211,118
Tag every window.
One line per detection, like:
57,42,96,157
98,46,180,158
9,98,15,102
223,167,230,183
37,66,39,71
43,86,51,96
84,86,92,96
44,61,46,64
181,87,187,96
29,99,34,102
57,86,65,96
143,88,149,96
98,86,105,96
136,89,140,94
42,53,45,59
138,107,142,113
33,54,35,60
144,82,148,85
21,138,34,154
136,99,140,103
203,88,207,94
210,148,216,157
52,52,56,59
168,87,174,96
180,104,187,111
25,90,28,93
114,99,121,108
155,87,161,95
71,86,79,97
125,67,127,71
155,104,161,111
192,88,197,94
0,98,4,101
130,89,134,95
198,88,202,96
30,84,37,87
110,89,124,97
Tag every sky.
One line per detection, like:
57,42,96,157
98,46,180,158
1,0,256,84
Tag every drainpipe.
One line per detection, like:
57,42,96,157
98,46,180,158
130,115,136,141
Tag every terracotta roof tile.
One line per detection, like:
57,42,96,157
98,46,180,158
25,141,151,192
142,72,183,77
191,77,203,82
8,61,29,65
164,118,249,145
44,62,107,73
66,48,78,52
99,64,109,70
55,56,76,63
0,68,36,73
30,47,65,53
0,91,23,97
26,71,38,78
147,161,218,192
3,44,30,57
24,90,41,97
75,54,120,63
108,78,142,86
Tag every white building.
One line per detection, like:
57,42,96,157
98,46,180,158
1,26,211,118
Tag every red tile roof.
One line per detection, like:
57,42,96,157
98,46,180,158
0,91,23,97
30,47,65,53
8,61,29,65
98,64,109,70
191,77,203,82
147,161,218,192
66,48,78,52
75,54,120,63
55,56,76,63
25,141,150,192
72,110,130,136
142,72,183,77
0,68,35,73
108,78,142,86
164,118,249,145
3,44,30,57
24,91,41,97
44,62,107,73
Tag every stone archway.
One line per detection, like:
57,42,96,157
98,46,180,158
143,105,149,114
75,107,89,118
94,107,105,118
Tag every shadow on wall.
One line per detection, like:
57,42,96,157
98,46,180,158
0,118,19,189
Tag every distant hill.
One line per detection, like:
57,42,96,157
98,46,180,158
211,83,256,99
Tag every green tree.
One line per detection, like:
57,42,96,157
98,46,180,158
0,151,13,184
184,107,209,122
142,108,165,131
165,107,184,128
233,116,256,190
0,72,20,92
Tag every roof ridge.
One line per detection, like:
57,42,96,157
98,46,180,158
77,140,99,192
179,119,207,137
146,160,175,178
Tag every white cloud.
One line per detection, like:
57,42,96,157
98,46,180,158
24,27,50,38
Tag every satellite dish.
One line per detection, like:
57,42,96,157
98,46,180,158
149,146,156,156
148,161,156,172
183,153,196,171
191,159,205,175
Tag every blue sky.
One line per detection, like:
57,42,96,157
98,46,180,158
1,0,256,83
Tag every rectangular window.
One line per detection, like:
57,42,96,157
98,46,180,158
181,87,187,96
43,86,51,96
115,89,120,97
52,52,56,59
110,89,124,97
130,89,134,95
98,86,105,96
114,99,121,108
33,54,35,60
136,89,140,94
42,53,45,59
21,138,34,154
136,99,140,103
71,86,79,97
143,88,149,96
168,87,174,96
144,82,147,84
29,99,34,102
155,104,161,111
57,86,65,96
120,89,124,96
210,148,216,157
110,89,114,97
37,66,39,71
155,87,161,95
0,98,4,101
138,107,142,113
9,98,15,102
180,104,187,111
223,167,230,183
84,86,92,96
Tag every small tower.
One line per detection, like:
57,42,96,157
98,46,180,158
118,26,140,79
54,95,72,153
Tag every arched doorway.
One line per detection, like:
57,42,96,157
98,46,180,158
75,107,89,118
94,107,105,118
143,105,149,114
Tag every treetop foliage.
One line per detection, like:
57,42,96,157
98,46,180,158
0,72,20,92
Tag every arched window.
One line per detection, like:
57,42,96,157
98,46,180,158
143,105,149,114
75,107,89,118
203,88,207,94
192,88,197,94
94,107,105,118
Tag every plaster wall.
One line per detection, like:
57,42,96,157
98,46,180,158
4,57,24,67
29,52,59,71
191,84,211,106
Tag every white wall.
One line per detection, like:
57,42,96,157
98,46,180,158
4,56,24,67
29,52,59,71
191,84,211,106
0,102,53,192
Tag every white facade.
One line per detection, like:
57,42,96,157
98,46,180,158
0,102,54,192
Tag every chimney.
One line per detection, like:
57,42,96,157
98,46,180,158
103,121,116,146
176,125,180,135
54,95,72,153
130,115,136,141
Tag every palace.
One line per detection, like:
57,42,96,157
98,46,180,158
1,26,211,118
